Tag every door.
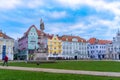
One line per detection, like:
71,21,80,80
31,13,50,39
2,45,6,60
74,56,77,60
119,54,120,60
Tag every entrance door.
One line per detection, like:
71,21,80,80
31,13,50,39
2,45,6,60
74,56,77,60
119,54,120,60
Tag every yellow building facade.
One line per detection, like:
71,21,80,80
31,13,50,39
48,35,62,55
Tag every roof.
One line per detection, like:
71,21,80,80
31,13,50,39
0,32,14,40
61,35,86,42
47,34,53,39
24,25,38,36
47,34,62,40
88,38,112,45
19,25,48,41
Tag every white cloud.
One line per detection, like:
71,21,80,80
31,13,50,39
39,10,67,19
1,0,120,40
25,0,44,8
0,0,46,10
45,15,120,40
19,0,47,9
0,0,22,9
56,0,120,16
49,11,67,19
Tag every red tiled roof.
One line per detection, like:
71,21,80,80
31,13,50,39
19,25,48,41
61,35,86,42
47,34,62,40
47,34,53,39
58,36,62,40
87,38,96,44
24,25,38,36
88,38,112,45
0,32,13,40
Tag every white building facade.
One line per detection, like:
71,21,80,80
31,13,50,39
87,38,112,59
0,31,14,60
61,35,88,59
107,30,120,60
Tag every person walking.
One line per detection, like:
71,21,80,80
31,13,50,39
3,55,8,66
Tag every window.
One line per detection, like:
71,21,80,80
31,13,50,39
96,46,98,48
30,41,36,42
91,51,92,53
91,47,92,49
72,38,78,42
87,47,89,49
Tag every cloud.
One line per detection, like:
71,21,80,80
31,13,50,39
49,11,67,19
38,10,67,19
45,14,119,40
0,0,120,40
0,0,47,10
56,0,120,16
0,0,22,10
24,0,45,8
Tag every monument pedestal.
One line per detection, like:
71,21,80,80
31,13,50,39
34,53,48,60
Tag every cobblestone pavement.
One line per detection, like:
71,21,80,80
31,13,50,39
0,66,120,77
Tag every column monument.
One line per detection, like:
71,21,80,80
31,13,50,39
33,19,48,60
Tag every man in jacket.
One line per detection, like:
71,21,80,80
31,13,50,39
3,55,8,66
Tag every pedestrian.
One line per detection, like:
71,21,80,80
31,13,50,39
3,55,8,66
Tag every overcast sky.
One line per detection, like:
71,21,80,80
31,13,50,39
0,0,120,40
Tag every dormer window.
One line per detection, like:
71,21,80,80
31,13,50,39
72,38,78,42
66,38,68,41
81,40,83,42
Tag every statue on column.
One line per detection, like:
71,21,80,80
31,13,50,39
33,19,49,60
40,19,45,31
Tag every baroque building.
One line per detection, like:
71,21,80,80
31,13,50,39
61,35,88,59
18,25,48,60
48,35,62,58
107,30,120,60
0,31,14,60
87,38,112,59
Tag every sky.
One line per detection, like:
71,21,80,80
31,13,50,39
0,0,120,40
